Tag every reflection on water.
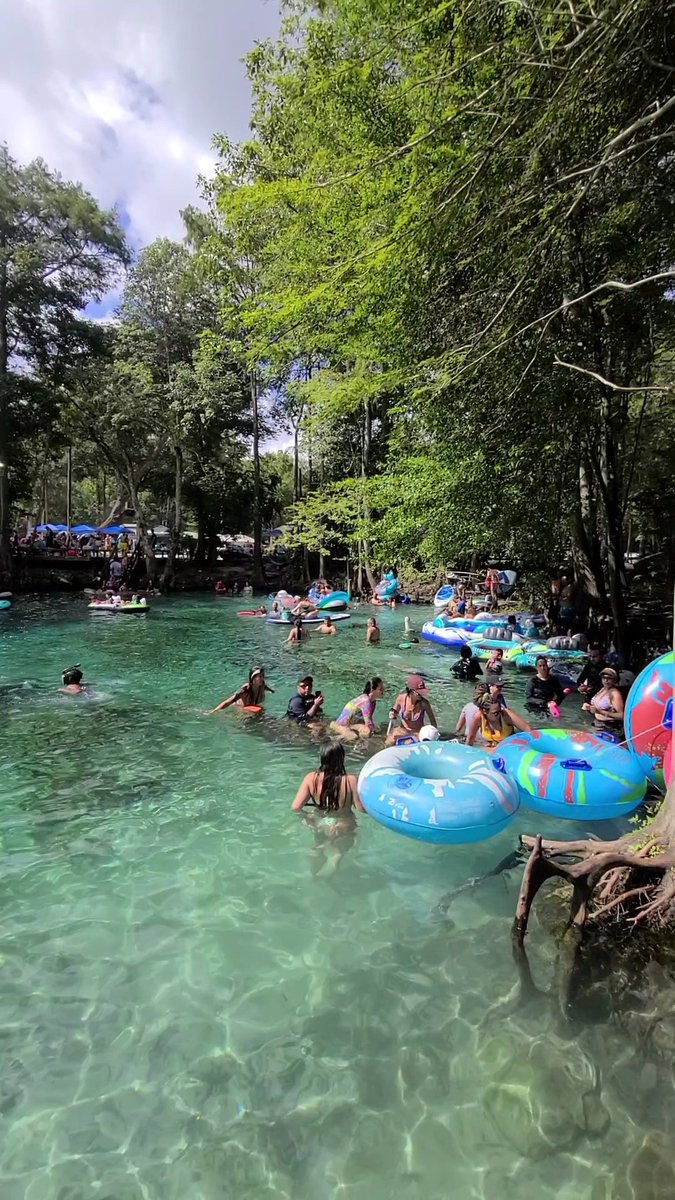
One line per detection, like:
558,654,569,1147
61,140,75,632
0,596,671,1198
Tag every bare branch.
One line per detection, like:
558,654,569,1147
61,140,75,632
553,357,673,392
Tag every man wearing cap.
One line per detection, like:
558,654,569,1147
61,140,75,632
286,675,324,725
386,674,438,745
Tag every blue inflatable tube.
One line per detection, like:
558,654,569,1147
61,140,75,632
421,621,475,649
317,590,350,610
0,599,11,610
496,728,647,821
358,741,520,844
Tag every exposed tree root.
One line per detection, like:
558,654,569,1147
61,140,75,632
511,781,675,1018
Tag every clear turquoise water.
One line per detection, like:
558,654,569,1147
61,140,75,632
0,597,665,1198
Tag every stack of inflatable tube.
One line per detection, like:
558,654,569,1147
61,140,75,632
496,728,647,820
358,740,519,844
624,651,674,787
375,571,399,600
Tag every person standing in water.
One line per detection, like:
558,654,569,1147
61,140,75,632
366,617,380,644
291,739,365,874
330,678,386,741
206,667,273,713
318,616,337,635
287,618,309,644
387,674,438,744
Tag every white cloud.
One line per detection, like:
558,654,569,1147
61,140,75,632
0,0,281,248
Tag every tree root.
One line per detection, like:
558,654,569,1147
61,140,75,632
511,780,675,1019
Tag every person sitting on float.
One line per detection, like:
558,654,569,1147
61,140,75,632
206,667,273,714
386,674,438,745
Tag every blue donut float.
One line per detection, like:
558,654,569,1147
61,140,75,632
624,651,674,786
496,728,647,821
421,620,475,649
0,599,11,610
358,741,520,844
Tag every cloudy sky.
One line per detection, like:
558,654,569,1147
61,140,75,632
1,0,281,281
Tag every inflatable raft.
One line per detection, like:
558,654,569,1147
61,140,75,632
88,602,149,614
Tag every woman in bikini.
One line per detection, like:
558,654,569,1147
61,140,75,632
329,677,386,741
206,666,274,714
291,739,365,872
386,674,438,744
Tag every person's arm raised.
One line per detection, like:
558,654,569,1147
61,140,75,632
205,692,238,715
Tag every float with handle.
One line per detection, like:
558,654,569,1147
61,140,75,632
624,650,674,787
495,727,647,820
358,740,520,844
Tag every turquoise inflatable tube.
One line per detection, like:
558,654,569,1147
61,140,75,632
496,728,647,821
358,741,520,844
317,590,350,610
0,599,11,610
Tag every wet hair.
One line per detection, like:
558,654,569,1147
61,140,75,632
507,614,517,624
460,645,473,660
62,666,83,686
294,618,303,629
364,677,383,695
535,656,549,668
473,682,488,701
314,738,348,810
324,616,333,624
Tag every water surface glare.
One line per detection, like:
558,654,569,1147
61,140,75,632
0,596,666,1199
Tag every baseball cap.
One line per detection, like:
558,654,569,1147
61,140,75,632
406,673,430,694
419,725,440,741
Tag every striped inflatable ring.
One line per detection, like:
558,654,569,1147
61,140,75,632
496,728,647,820
624,651,674,786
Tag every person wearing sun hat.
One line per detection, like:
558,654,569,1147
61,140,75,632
386,673,438,745
582,665,625,732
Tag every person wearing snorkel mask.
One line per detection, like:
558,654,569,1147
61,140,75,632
58,665,90,696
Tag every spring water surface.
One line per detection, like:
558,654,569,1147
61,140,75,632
0,597,669,1199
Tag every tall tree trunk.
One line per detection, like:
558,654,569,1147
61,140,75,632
360,397,378,591
293,425,300,502
162,446,182,590
250,370,265,589
0,238,10,578
597,400,629,653
65,445,72,536
126,464,156,583
572,455,606,609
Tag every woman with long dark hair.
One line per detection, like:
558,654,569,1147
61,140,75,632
291,739,364,815
206,666,273,714
292,740,365,872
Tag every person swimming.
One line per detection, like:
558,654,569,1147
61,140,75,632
206,667,274,714
330,678,386,741
59,665,89,696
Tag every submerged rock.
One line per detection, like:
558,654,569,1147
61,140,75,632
483,1033,609,1159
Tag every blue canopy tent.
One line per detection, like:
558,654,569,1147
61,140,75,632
98,525,126,535
35,523,67,533
72,524,98,535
